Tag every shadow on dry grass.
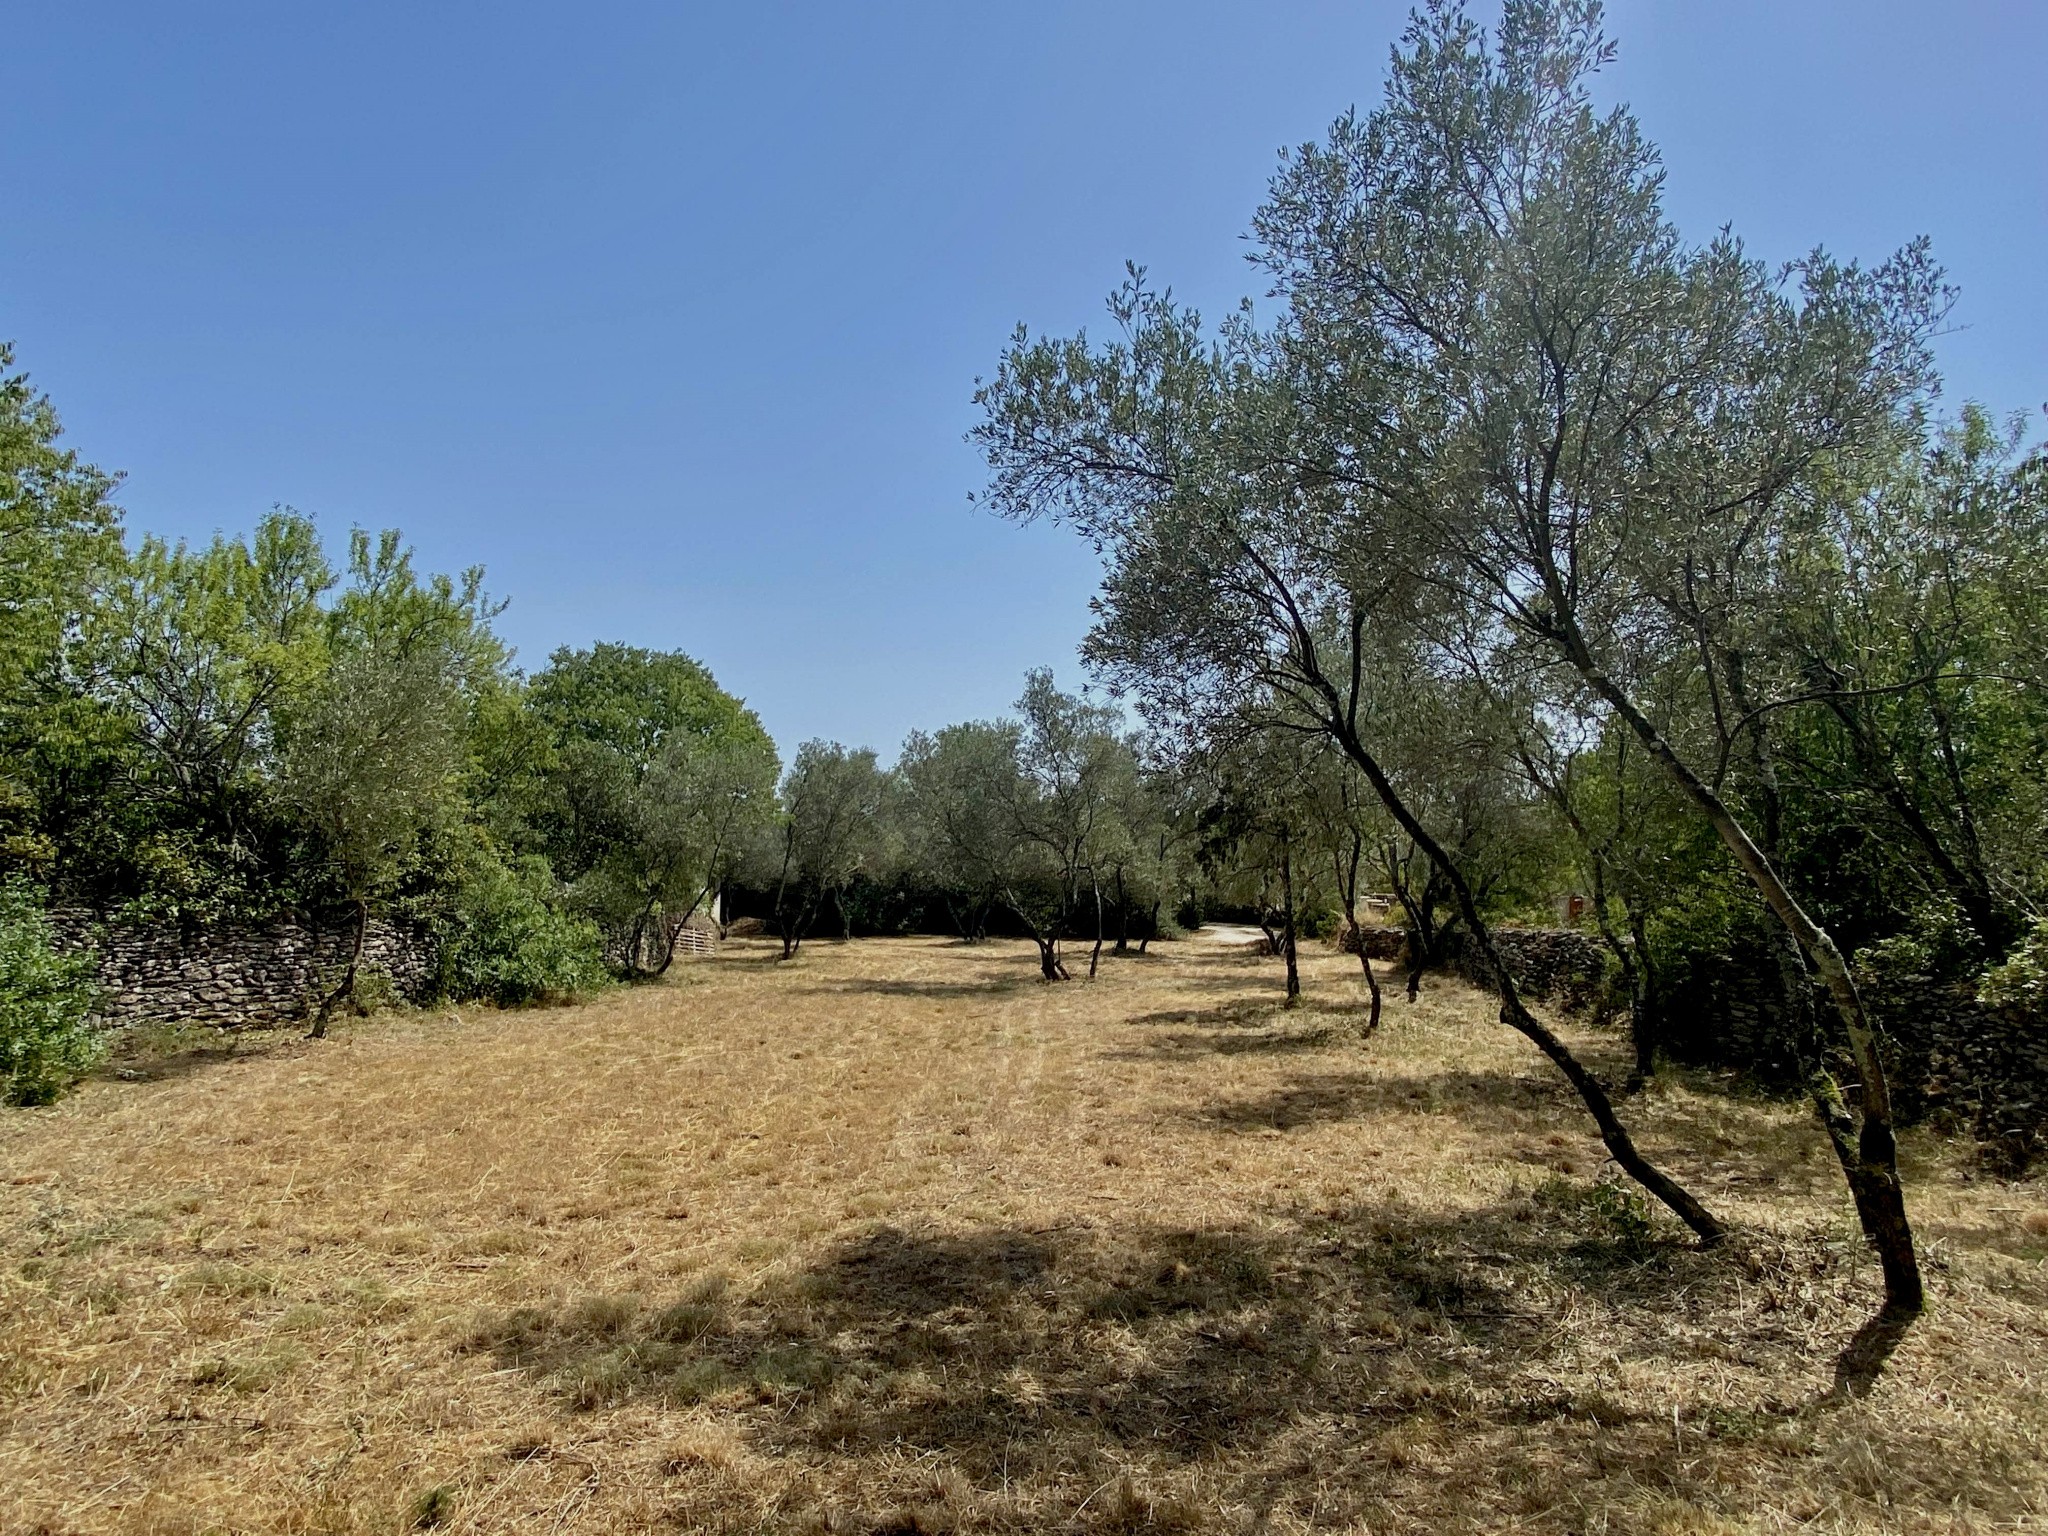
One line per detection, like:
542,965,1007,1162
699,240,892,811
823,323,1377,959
10,936,2045,1534
791,977,1035,1001
1197,1068,1565,1133
460,1203,1958,1532
1109,997,1374,1060
96,1021,286,1087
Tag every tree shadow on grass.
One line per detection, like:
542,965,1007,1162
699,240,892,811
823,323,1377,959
789,976,1034,1001
459,1200,1940,1533
97,1023,289,1087
1124,1001,1303,1031
1826,1304,1919,1402
1113,1025,1348,1059
1199,1068,1566,1133
1111,998,1370,1060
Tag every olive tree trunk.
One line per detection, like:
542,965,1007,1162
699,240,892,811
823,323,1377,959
1325,714,1726,1246
1566,653,1920,1312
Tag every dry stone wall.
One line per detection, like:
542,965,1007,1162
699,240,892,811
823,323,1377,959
1442,926,1613,1013
1339,922,1611,1009
1877,977,2048,1166
1336,924,1408,961
48,910,436,1029
1432,920,2045,1167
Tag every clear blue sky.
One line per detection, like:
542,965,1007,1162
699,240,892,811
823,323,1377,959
4,2,2042,758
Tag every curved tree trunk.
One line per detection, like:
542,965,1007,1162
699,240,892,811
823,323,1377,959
1327,715,1726,1246
772,834,800,960
1332,828,1382,1034
780,888,819,961
1008,892,1068,982
1582,860,1654,1087
1565,651,1919,1311
1357,944,1383,1033
651,912,686,977
1280,834,1301,1004
309,898,369,1039
1389,851,1445,1001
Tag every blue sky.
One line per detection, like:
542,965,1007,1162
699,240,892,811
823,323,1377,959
4,2,2042,757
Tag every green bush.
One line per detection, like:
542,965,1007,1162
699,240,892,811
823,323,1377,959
0,880,104,1105
1856,896,1978,985
430,839,608,1007
1978,917,2048,1015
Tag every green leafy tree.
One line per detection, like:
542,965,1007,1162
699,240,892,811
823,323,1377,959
424,829,608,1006
1512,707,1693,1083
1246,0,1941,1313
973,6,1727,1244
277,531,494,1028
898,721,1020,941
1000,672,1134,981
1297,740,1392,1030
1105,747,1201,955
527,644,778,976
1769,411,2048,958
0,343,123,704
83,510,333,917
1189,721,1325,1002
0,343,127,892
770,741,891,958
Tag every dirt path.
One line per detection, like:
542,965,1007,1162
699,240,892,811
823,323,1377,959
2,937,2043,1533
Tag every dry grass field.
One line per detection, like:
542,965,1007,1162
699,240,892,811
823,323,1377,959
3,935,2047,1535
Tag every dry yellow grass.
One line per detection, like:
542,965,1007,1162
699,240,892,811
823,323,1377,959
2,935,2045,1534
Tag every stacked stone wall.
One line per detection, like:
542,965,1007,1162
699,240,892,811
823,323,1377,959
1335,924,1408,961
1427,920,2046,1167
1441,926,1613,1013
46,910,435,1028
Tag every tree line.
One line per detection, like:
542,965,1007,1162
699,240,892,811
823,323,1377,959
0,337,1561,1103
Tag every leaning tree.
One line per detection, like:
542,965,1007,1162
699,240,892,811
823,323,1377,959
976,269,1726,1244
977,0,1980,1316
1249,0,1945,1314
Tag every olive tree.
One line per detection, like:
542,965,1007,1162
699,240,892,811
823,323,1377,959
1297,741,1390,1031
899,721,1021,941
973,17,1726,1245
1106,749,1202,955
277,531,491,1028
897,678,1135,979
1247,0,1943,1314
1000,671,1133,981
771,741,891,958
1188,720,1324,1003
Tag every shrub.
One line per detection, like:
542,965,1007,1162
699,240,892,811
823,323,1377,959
430,838,608,1006
0,880,104,1105
1978,917,2048,1015
0,876,104,1105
